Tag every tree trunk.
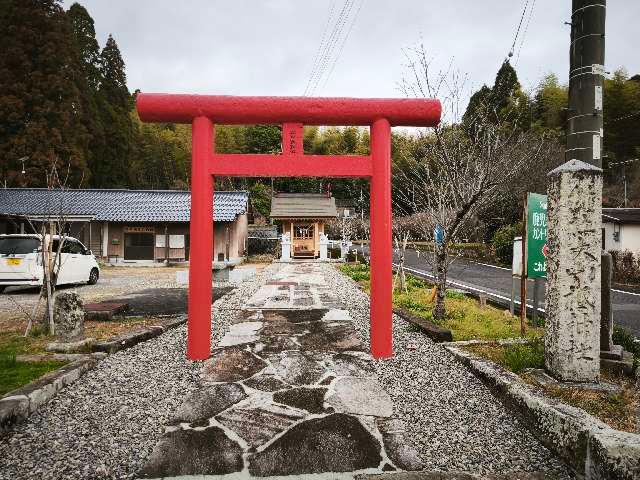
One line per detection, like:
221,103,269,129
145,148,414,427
433,244,447,321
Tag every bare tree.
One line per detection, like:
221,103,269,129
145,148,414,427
21,159,83,336
395,45,561,321
392,216,413,292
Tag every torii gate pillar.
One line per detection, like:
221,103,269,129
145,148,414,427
136,94,441,361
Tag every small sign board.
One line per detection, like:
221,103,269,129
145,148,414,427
434,225,444,245
512,236,522,277
526,192,548,278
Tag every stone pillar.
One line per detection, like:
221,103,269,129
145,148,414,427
600,251,614,352
54,292,85,340
280,233,291,262
319,233,328,261
545,159,602,382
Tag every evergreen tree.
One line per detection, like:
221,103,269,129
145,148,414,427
463,85,491,126
67,2,105,187
67,3,101,89
0,0,90,186
95,34,132,187
531,74,568,135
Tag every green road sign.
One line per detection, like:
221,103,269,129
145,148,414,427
526,192,548,278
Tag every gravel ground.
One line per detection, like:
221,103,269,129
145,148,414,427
325,264,574,477
0,267,187,321
0,264,278,480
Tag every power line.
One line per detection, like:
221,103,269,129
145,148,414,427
319,0,364,93
508,0,530,58
310,0,354,95
307,0,351,96
515,0,536,65
303,0,338,96
307,0,355,96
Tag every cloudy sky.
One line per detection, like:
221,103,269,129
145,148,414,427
72,0,638,103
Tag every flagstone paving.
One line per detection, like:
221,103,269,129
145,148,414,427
139,263,423,478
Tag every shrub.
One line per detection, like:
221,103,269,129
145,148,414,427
612,326,639,370
503,340,545,373
491,223,522,267
339,263,370,282
609,249,640,285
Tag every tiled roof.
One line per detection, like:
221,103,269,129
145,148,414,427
0,189,248,222
603,208,640,224
270,193,337,219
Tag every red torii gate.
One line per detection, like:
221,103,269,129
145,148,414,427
136,94,441,360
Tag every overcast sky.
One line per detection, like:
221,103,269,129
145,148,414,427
70,1,638,104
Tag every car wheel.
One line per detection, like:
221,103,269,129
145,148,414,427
0,286,5,294
88,268,99,285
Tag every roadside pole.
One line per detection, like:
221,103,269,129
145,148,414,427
520,197,528,337
510,236,522,316
532,278,542,326
566,0,606,166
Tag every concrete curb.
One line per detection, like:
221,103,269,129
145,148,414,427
92,315,187,354
0,353,104,433
444,345,640,480
1,316,187,433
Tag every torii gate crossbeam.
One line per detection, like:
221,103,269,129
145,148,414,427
136,94,441,361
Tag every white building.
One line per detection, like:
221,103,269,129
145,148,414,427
602,208,640,252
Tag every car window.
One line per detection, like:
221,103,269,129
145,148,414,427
0,237,40,255
70,242,85,254
60,240,72,254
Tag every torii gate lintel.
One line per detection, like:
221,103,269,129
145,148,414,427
136,94,441,361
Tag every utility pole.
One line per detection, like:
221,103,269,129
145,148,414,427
566,0,606,167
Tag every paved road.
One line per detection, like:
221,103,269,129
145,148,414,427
359,247,640,338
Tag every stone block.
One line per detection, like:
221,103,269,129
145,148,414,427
325,376,393,417
46,337,95,353
545,160,603,382
600,351,635,377
0,395,29,430
54,292,85,340
247,413,382,476
138,427,244,477
588,429,640,480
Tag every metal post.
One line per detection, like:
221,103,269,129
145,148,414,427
509,276,516,315
532,277,542,326
566,0,606,167
370,117,393,359
187,116,214,360
520,197,528,336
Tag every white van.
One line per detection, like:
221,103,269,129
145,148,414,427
0,234,100,293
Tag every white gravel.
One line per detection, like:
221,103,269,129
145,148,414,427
325,264,574,478
0,265,278,480
0,262,573,478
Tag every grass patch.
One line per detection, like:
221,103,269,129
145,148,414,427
464,342,544,373
0,349,66,396
339,263,542,341
465,342,638,433
540,374,638,433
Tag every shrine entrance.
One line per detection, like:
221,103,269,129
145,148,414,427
136,94,441,360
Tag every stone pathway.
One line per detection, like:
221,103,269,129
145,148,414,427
140,263,422,478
